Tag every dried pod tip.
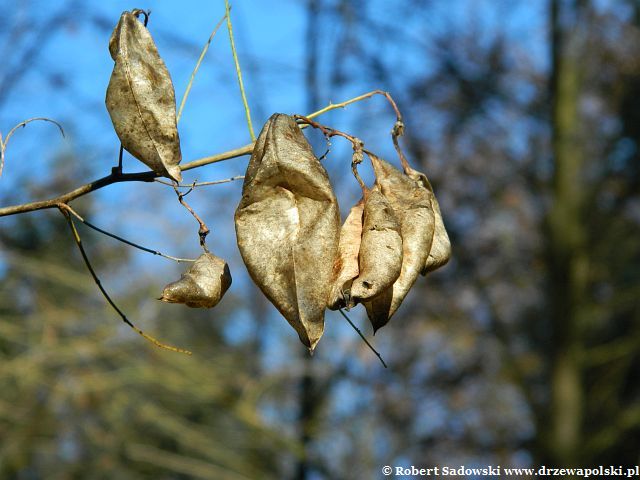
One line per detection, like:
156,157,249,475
159,253,231,308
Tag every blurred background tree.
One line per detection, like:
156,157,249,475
1,0,639,478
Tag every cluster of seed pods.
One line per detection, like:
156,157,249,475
104,11,450,351
235,114,450,349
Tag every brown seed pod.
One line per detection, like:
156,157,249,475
327,198,364,311
405,167,451,274
235,114,340,351
159,253,232,308
106,10,182,182
364,153,435,332
350,186,403,303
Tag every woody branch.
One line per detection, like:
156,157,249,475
0,90,403,218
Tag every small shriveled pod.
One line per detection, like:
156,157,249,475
235,114,340,351
364,153,435,332
327,199,364,311
405,167,451,274
350,185,403,303
106,10,182,182
159,253,232,308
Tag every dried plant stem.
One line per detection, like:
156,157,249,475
155,175,244,188
294,115,361,147
59,207,192,355
305,89,412,170
177,13,227,123
338,309,387,368
59,204,194,263
0,90,401,218
307,89,401,121
294,115,368,192
351,159,366,193
0,117,65,178
172,184,210,251
225,0,255,141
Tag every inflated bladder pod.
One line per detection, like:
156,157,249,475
350,186,403,303
404,167,451,274
106,11,182,182
364,154,435,332
328,199,364,311
160,253,232,308
235,114,340,350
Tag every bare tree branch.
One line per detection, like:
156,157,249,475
0,90,402,218
59,205,192,355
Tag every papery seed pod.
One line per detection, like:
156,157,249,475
235,114,340,351
327,199,364,311
159,253,231,308
350,186,403,303
364,153,435,332
106,10,182,182
405,167,451,274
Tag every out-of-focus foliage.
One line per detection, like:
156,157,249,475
0,167,291,479
302,0,640,472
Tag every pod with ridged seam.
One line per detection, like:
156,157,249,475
235,114,340,351
327,199,364,311
106,10,182,182
363,153,435,332
404,167,451,274
350,185,403,304
159,253,232,308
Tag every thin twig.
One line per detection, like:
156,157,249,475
225,0,255,141
294,115,360,146
172,183,210,252
338,309,387,368
306,89,401,121
391,120,411,172
59,204,194,263
305,89,412,170
0,90,400,218
155,175,244,188
177,13,227,123
1,117,65,178
295,115,368,190
351,152,367,193
59,207,192,355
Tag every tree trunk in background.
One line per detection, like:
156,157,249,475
295,1,321,479
544,0,587,466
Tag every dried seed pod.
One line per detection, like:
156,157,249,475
235,114,340,351
327,198,364,311
350,186,403,303
159,253,232,308
405,167,451,274
364,153,435,332
106,10,182,182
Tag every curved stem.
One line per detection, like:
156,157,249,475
60,207,191,355
59,203,194,263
